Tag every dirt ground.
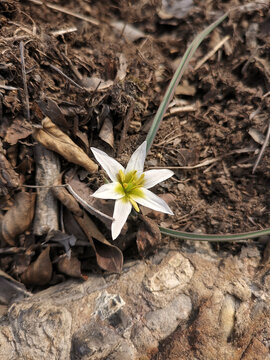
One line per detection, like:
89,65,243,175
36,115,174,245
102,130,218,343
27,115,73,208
0,0,270,356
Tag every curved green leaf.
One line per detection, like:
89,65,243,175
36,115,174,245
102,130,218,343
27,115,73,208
159,226,270,242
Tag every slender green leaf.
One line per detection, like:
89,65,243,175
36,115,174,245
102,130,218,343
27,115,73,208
146,12,229,153
160,226,270,242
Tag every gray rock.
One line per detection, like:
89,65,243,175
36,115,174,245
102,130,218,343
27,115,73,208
0,243,269,359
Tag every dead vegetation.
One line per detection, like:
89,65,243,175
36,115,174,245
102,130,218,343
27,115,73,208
0,0,269,300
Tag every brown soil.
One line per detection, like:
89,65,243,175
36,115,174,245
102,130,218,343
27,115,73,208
0,0,270,356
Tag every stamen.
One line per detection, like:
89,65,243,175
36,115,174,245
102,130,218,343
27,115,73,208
137,173,145,186
129,198,140,212
119,169,125,183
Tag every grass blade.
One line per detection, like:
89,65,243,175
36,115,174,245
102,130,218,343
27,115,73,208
146,12,229,153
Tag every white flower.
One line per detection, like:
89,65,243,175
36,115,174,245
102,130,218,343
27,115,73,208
91,141,174,240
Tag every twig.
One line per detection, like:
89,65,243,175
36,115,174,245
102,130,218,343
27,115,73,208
19,41,30,121
28,0,99,26
22,184,67,189
252,120,270,174
0,84,18,91
153,133,181,147
263,91,270,99
195,35,230,70
149,147,256,170
0,247,26,255
164,104,196,118
49,64,86,90
50,26,78,37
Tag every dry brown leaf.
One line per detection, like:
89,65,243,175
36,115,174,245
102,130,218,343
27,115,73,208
21,246,52,286
33,117,98,173
74,211,123,273
57,256,83,278
0,152,20,195
63,208,89,242
136,216,162,257
75,129,89,153
52,174,83,216
66,172,113,228
1,192,36,246
81,77,113,91
4,117,33,145
248,127,265,145
36,99,70,130
99,117,114,148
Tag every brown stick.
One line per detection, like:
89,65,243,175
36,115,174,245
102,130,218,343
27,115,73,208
19,41,30,122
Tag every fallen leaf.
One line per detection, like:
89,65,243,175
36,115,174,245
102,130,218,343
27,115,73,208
0,152,20,195
1,192,36,246
99,117,114,148
136,216,162,257
248,127,265,145
33,117,98,173
4,117,32,145
66,172,113,227
52,174,83,217
36,99,70,130
80,77,113,91
63,208,89,242
75,129,89,153
74,211,123,273
21,246,52,286
57,256,83,278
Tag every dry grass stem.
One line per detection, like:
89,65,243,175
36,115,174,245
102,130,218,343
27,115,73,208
252,120,270,174
195,35,230,70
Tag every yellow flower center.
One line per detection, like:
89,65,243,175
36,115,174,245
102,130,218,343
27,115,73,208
115,170,145,212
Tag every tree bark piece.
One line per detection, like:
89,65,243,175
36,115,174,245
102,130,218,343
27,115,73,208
33,144,60,235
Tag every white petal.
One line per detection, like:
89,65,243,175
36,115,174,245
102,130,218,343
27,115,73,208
132,188,174,215
91,183,124,200
126,141,147,174
143,169,174,189
111,199,132,240
91,147,124,181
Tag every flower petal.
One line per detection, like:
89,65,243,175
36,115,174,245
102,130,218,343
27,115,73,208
91,147,124,181
111,199,132,240
143,169,174,189
126,141,147,174
132,188,174,215
91,183,124,200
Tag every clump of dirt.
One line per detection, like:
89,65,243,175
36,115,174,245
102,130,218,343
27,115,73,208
0,0,269,295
